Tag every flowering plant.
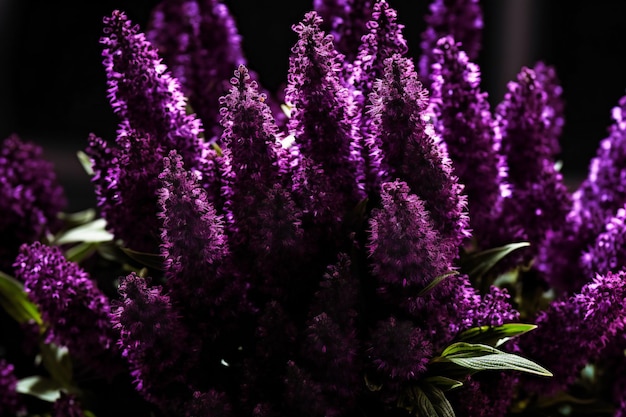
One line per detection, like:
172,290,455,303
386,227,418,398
2,0,626,416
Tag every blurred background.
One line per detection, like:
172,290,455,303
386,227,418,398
2,0,626,211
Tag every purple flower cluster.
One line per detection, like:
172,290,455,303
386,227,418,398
0,360,23,416
7,0,626,416
13,242,117,373
518,271,626,395
0,135,66,271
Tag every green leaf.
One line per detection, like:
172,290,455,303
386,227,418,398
439,342,501,359
16,376,63,402
0,271,43,326
58,208,96,226
54,218,114,245
399,385,456,417
418,271,458,296
65,242,99,263
436,342,552,377
120,247,164,270
423,385,456,417
211,142,223,157
456,323,538,347
423,376,463,391
462,242,530,280
39,343,73,388
76,150,94,176
448,353,552,377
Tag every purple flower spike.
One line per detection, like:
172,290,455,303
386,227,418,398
159,150,246,324
497,66,561,187
490,158,571,266
581,206,626,277
533,61,565,155
14,242,117,373
367,317,433,382
112,272,197,411
369,55,469,252
452,372,518,417
0,360,24,417
286,11,365,226
101,10,207,171
147,0,250,140
313,0,374,62
353,0,409,193
538,95,626,293
429,36,505,243
518,270,626,395
368,180,449,291
86,130,164,253
0,135,66,271
419,0,483,86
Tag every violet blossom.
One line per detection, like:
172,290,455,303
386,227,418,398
147,0,247,140
287,11,365,234
419,0,483,87
581,206,626,277
313,0,374,62
51,393,85,417
539,94,626,294
0,135,66,271
518,270,626,395
429,36,505,244
0,359,23,417
368,54,469,255
13,242,117,373
112,272,202,412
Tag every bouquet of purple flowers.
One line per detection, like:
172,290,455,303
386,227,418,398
2,0,626,416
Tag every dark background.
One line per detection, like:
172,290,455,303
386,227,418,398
2,0,626,211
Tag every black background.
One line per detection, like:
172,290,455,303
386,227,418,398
2,0,626,210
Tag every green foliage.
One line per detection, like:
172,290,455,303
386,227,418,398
0,271,43,326
457,323,538,348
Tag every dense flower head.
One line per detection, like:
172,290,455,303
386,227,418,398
429,36,505,243
489,158,571,266
0,359,23,417
497,66,561,187
532,61,565,155
112,272,197,411
367,317,433,381
101,10,207,171
369,54,469,252
538,94,626,293
86,130,165,253
518,270,626,395
0,135,66,270
13,242,116,371
419,0,483,86
580,206,626,277
352,0,408,193
313,0,374,62
158,150,246,326
147,0,247,140
286,11,365,228
368,180,449,290
452,372,518,417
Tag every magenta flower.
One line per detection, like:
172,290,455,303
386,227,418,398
147,0,247,140
101,10,209,173
0,135,66,270
538,94,626,293
429,36,505,243
0,360,23,416
287,12,365,229
580,206,626,277
112,272,198,412
369,55,469,253
518,270,626,395
368,180,449,290
51,393,84,417
313,0,374,62
419,0,483,87
14,242,117,374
